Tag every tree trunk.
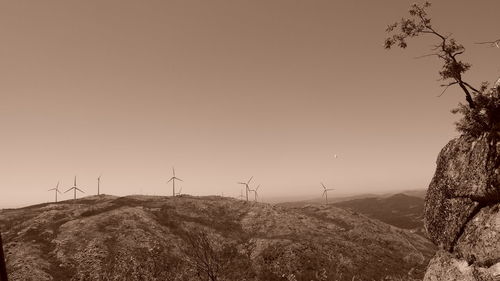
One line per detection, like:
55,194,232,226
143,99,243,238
458,82,475,109
0,232,8,281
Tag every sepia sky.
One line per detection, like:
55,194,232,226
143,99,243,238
1,0,499,207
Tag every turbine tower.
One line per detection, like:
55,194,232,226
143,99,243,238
97,174,101,195
321,182,334,204
250,184,260,202
48,181,62,203
65,176,85,200
237,176,253,202
167,167,183,197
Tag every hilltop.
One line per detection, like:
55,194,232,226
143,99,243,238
0,195,435,281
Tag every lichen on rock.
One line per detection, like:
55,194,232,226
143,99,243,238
455,203,500,267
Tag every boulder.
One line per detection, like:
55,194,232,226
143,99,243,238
455,203,500,266
424,134,500,250
423,251,497,281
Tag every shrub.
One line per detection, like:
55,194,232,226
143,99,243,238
452,83,500,138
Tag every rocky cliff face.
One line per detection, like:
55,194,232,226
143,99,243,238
424,133,500,281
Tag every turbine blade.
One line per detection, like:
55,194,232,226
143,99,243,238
56,181,60,188
322,190,326,197
321,182,326,189
74,176,77,186
64,187,73,193
167,178,173,183
172,167,175,177
247,176,253,185
76,188,85,193
176,178,183,182
48,188,55,191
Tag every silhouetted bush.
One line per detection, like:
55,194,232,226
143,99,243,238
181,228,254,281
258,242,332,281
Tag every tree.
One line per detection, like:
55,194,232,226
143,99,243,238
384,2,480,108
385,2,500,137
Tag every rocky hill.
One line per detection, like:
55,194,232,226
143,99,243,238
423,134,500,280
0,194,435,281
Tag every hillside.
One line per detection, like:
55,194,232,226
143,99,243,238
0,195,435,281
333,194,425,235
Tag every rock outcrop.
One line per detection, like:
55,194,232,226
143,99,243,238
424,133,500,281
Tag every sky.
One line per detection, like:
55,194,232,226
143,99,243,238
1,0,499,207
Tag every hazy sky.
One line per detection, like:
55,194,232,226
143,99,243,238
1,0,499,207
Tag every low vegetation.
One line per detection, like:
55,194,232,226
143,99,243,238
0,195,435,281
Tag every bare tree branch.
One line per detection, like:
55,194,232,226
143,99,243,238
475,39,500,48
438,82,458,97
414,53,440,59
463,82,481,93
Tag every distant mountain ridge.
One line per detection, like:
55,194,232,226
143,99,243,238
333,193,425,234
0,195,435,281
277,192,427,236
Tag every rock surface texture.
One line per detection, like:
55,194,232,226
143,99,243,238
424,133,500,281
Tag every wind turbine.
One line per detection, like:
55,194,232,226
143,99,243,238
321,182,334,204
237,176,253,202
48,181,62,203
251,185,260,202
167,167,183,197
65,176,85,200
